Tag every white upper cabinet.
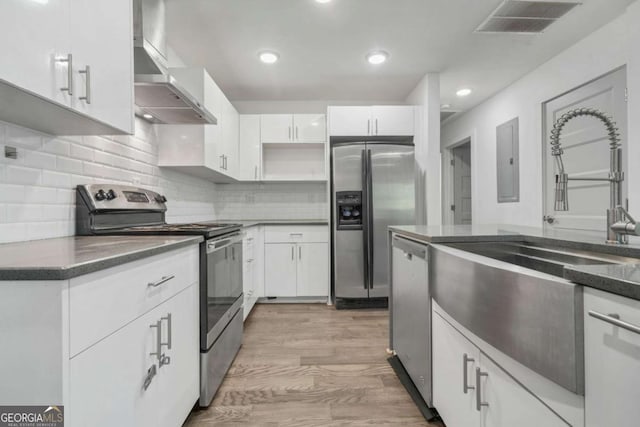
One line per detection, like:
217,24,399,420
238,115,261,181
328,106,371,137
70,0,134,133
293,114,327,143
261,114,327,143
0,0,134,135
328,105,415,137
220,95,239,177
371,106,414,136
261,114,294,143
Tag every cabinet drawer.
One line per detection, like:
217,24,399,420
264,225,328,243
69,245,199,357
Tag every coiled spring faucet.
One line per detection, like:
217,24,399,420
550,107,639,244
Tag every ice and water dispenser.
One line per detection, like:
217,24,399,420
336,191,363,230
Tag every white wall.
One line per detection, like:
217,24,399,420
0,118,219,243
440,3,639,227
406,73,441,225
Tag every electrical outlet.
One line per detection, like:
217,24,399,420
4,146,17,160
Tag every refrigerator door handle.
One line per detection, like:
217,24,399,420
367,148,374,289
362,149,369,290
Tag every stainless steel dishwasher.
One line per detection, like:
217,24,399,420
391,235,432,406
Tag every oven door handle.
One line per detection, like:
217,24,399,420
206,233,243,253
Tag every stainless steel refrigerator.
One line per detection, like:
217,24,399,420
332,142,415,308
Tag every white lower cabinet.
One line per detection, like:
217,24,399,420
264,242,328,298
433,311,567,427
69,283,199,427
584,287,640,427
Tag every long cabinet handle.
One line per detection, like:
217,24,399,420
78,65,91,104
589,310,640,335
367,119,370,136
463,353,475,394
148,275,175,288
296,126,299,140
57,53,73,96
220,155,225,169
475,368,489,411
161,313,172,350
254,165,258,180
149,320,162,362
375,118,378,135
298,246,302,260
289,126,292,141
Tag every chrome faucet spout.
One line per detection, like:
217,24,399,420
548,107,635,244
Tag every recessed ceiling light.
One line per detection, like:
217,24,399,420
441,104,452,109
142,113,154,120
315,0,332,3
259,51,280,64
366,51,389,65
456,88,472,97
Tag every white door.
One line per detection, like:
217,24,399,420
264,243,297,297
296,243,329,297
328,106,372,136
155,285,199,427
0,0,71,107
70,0,134,133
584,288,640,427
432,312,480,427
453,142,472,225
261,114,293,142
372,106,415,136
239,115,261,180
479,354,567,427
293,114,326,143
543,68,627,232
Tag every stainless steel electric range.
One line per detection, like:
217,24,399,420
75,184,243,407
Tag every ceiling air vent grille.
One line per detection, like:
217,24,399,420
476,0,581,34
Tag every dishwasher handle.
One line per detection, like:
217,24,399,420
392,236,427,260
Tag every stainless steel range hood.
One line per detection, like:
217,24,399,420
133,0,217,125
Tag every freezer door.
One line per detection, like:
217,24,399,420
333,144,368,299
368,144,415,298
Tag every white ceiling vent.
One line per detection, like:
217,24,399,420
476,1,581,34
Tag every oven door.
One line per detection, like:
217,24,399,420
203,232,244,350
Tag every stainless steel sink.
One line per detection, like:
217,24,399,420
443,241,638,277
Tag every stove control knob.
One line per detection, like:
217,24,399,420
106,189,117,200
155,195,167,203
95,189,107,201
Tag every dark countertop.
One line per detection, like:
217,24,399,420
0,235,203,281
217,219,329,228
390,224,640,301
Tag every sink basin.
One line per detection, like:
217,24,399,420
443,241,638,277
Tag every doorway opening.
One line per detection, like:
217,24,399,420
447,139,472,225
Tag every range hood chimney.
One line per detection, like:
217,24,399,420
133,0,217,125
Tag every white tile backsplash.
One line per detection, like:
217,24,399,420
0,117,328,244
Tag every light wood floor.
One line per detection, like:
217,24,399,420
185,304,443,427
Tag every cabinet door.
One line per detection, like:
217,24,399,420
155,285,199,427
479,355,566,427
584,288,640,427
239,115,261,180
70,0,134,133
293,114,326,143
254,226,265,298
371,106,414,136
69,302,162,427
432,312,480,427
0,0,71,107
328,106,371,136
296,243,329,297
261,114,293,142
220,97,239,177
264,243,297,297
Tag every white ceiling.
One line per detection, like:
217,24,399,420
166,0,634,112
